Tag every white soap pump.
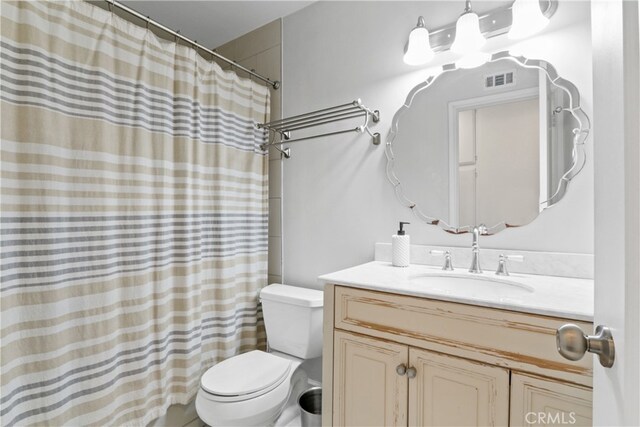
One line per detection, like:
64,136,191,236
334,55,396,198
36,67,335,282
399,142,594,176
392,222,410,267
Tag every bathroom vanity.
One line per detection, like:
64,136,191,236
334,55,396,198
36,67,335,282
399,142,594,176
319,262,594,426
318,47,596,427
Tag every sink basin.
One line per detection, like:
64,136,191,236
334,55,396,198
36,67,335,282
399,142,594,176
408,273,534,298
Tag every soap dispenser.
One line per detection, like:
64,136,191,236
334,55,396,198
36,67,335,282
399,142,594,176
392,222,410,267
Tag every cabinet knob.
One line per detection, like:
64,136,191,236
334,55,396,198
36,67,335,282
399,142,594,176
406,366,417,379
396,364,407,376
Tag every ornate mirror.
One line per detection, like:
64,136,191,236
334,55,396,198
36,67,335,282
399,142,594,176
386,51,590,235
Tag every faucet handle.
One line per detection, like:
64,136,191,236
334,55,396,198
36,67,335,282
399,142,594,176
495,254,524,276
430,250,454,271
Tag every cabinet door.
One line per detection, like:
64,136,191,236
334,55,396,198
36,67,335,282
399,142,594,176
333,330,408,426
408,348,509,426
510,373,592,427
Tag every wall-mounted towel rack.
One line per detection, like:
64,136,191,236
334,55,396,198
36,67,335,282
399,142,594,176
258,99,380,158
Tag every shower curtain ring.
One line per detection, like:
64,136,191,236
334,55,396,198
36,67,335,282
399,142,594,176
145,16,150,30
175,30,180,43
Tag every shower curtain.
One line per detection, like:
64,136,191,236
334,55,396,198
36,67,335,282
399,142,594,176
1,1,269,425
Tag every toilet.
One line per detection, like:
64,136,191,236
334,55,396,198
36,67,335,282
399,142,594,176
195,284,324,426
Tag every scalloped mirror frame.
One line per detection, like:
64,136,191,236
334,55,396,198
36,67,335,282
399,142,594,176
385,51,591,235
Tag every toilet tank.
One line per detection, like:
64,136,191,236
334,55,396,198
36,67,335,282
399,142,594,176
260,284,323,359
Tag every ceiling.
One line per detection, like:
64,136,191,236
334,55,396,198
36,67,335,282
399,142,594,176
118,1,579,53
122,1,314,48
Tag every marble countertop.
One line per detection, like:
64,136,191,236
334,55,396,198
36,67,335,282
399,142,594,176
318,261,594,321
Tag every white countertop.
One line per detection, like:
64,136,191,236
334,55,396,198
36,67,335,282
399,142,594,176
318,261,594,322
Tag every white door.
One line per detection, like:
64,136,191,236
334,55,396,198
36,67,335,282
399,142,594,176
456,98,540,228
591,1,640,425
474,98,540,227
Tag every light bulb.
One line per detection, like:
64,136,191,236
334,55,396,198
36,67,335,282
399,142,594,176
403,17,435,66
451,10,486,55
509,0,550,40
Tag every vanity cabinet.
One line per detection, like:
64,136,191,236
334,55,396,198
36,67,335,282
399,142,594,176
333,331,408,426
409,348,509,426
510,373,593,427
333,330,509,426
322,285,593,426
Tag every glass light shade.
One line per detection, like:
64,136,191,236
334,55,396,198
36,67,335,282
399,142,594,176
509,0,550,40
403,25,434,65
451,11,486,55
455,51,490,69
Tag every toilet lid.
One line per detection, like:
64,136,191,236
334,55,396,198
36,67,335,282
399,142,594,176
201,350,292,397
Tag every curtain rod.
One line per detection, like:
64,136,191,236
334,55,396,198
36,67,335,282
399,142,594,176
103,0,281,90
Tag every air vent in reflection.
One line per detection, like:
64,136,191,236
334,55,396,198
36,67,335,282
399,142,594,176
484,71,515,89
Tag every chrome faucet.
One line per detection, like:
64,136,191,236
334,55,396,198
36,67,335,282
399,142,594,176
469,225,486,274
430,250,454,271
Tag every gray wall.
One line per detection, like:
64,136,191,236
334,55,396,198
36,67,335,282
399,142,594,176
216,20,284,286
282,1,593,288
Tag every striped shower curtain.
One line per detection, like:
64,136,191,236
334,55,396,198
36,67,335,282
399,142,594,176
1,1,270,425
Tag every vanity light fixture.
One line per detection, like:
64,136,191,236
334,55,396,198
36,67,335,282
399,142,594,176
403,0,558,66
403,16,435,65
508,0,550,40
450,1,486,55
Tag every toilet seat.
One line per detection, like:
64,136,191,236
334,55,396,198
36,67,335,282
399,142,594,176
200,350,292,403
196,351,303,426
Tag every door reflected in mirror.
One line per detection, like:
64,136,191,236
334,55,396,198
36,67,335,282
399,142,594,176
386,53,589,234
455,97,540,228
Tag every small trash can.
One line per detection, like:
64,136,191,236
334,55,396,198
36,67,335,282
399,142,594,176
298,387,322,427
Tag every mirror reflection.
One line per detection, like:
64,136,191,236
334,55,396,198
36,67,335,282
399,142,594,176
387,54,588,234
